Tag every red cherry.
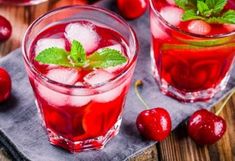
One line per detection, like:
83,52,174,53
0,68,11,102
188,109,226,145
117,0,148,19
136,108,172,141
0,15,12,42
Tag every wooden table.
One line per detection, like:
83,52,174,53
0,1,235,161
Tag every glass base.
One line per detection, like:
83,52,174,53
151,60,230,103
46,119,122,152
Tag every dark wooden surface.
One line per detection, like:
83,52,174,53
0,1,235,161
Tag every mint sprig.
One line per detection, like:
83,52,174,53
35,40,127,69
175,0,235,24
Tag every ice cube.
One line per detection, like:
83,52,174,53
69,95,92,107
160,6,183,26
150,13,169,39
65,23,100,53
224,24,235,32
84,70,114,86
35,38,65,55
46,68,79,85
68,81,93,107
36,83,68,107
188,20,211,35
166,0,176,5
94,82,126,103
98,44,123,53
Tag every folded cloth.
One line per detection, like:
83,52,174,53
0,1,235,161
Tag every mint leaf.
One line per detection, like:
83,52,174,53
197,1,215,17
182,9,205,21
221,10,235,23
87,49,127,68
175,0,197,10
197,1,210,15
35,48,72,67
205,10,235,24
176,0,235,24
70,40,86,64
205,0,217,8
175,0,189,9
212,0,227,14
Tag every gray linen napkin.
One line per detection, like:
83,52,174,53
1,1,235,161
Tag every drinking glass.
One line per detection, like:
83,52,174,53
150,0,235,102
22,5,138,152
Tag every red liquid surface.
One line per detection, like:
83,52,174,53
151,0,235,94
29,21,132,151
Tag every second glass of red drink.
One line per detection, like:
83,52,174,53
150,0,235,102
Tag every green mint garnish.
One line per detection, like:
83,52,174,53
87,49,127,68
70,40,86,65
35,48,72,67
35,40,127,69
175,0,235,24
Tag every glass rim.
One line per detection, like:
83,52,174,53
22,5,138,90
149,0,235,38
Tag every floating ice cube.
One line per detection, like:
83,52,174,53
65,23,100,53
94,82,126,103
84,70,114,86
69,95,92,107
36,83,68,107
224,24,235,32
166,0,176,5
160,6,183,26
98,44,123,53
188,20,211,35
150,13,169,39
68,81,93,107
35,38,65,55
46,68,79,85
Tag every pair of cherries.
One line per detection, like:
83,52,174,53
135,80,227,145
0,16,12,101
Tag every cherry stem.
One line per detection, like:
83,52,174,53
134,80,149,110
215,88,235,116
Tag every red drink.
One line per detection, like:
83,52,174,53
22,6,138,152
150,0,235,102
